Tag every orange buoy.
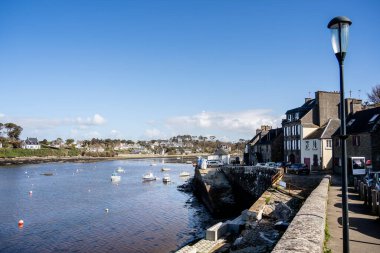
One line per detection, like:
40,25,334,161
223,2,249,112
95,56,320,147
18,220,24,227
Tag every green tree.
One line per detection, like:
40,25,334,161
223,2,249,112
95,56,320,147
4,123,23,140
40,139,49,145
66,139,75,146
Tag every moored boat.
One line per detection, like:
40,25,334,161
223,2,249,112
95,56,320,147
116,167,125,173
162,174,171,183
111,172,121,182
161,167,171,172
142,172,157,181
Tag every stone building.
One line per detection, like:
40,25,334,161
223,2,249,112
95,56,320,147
332,106,380,173
283,91,341,164
371,119,380,171
245,126,283,165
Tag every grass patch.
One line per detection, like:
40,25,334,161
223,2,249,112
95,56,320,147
324,218,332,253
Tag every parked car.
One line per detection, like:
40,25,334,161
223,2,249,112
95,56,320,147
264,162,277,168
206,160,223,167
287,163,310,175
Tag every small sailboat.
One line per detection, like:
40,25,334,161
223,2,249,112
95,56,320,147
161,167,171,172
111,172,121,182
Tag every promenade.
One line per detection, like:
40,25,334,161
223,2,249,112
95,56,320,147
327,175,380,252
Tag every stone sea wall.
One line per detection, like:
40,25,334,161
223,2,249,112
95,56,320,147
272,176,331,253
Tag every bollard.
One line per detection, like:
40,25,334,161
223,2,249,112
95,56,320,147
363,185,368,205
371,190,378,214
368,186,372,208
360,182,365,200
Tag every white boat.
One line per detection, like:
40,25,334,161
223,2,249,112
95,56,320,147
150,163,157,166
161,167,171,172
142,172,157,181
162,174,171,183
116,167,125,173
179,171,191,177
111,173,121,182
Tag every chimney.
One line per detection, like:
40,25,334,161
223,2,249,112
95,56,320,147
345,98,362,116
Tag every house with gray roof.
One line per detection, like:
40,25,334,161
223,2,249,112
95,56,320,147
332,106,380,173
282,91,341,165
22,137,41,150
302,119,340,170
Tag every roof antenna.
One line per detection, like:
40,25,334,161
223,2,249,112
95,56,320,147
308,91,311,98
358,89,361,99
349,89,352,98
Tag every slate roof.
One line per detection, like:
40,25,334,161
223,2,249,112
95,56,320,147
304,119,340,140
285,99,315,118
332,107,380,136
25,137,39,145
257,128,283,145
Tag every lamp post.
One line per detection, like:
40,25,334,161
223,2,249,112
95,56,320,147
328,16,352,253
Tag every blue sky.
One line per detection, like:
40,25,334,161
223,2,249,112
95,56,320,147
0,0,379,141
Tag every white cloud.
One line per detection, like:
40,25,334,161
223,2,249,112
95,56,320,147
144,128,162,138
1,114,106,129
166,109,283,137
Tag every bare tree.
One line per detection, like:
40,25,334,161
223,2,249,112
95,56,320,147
367,84,380,104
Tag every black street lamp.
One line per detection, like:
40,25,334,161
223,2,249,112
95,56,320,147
328,16,352,253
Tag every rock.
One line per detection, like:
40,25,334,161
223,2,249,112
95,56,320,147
273,202,292,221
262,204,275,218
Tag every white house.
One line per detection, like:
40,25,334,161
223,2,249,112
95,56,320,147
22,138,41,150
302,119,340,170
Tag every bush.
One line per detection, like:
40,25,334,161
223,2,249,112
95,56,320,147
0,148,81,158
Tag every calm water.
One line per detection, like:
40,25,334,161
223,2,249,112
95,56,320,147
0,159,212,253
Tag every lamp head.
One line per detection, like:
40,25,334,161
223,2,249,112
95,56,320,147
328,16,352,62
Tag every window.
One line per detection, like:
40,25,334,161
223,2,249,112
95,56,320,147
347,119,356,127
334,157,341,166
352,136,360,146
305,141,310,150
326,139,332,149
298,140,301,150
295,112,299,120
369,114,379,124
312,140,317,150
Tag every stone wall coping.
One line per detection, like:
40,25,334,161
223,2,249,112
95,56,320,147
272,176,330,253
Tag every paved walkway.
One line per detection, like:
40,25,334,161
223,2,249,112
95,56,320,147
327,175,380,252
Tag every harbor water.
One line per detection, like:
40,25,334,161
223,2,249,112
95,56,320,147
0,159,213,253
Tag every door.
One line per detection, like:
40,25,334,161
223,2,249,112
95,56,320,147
304,158,310,170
